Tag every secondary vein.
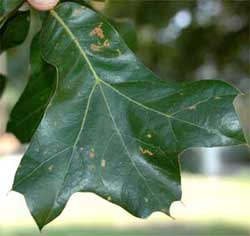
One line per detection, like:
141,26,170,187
50,9,227,140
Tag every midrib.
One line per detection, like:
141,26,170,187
49,9,230,138
51,9,169,210
50,9,101,83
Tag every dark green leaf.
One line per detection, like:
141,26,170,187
8,10,136,143
0,11,30,53
0,0,24,23
13,2,246,230
0,74,6,97
7,33,56,143
234,94,250,145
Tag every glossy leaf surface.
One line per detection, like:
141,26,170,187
0,0,24,23
7,33,56,143
12,2,246,229
0,11,30,53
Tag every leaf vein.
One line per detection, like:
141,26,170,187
99,84,161,206
42,82,97,225
50,9,219,136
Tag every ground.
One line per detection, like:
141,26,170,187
0,154,249,236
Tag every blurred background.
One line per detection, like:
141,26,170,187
0,0,249,235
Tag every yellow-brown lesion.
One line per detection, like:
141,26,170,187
89,22,113,53
139,146,154,156
101,159,106,167
90,43,102,52
90,22,104,39
89,148,95,158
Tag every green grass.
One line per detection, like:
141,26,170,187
1,223,249,236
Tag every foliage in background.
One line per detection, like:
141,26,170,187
105,0,249,91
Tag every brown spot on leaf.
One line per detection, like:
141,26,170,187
90,22,104,39
90,43,101,52
101,159,106,167
139,146,154,156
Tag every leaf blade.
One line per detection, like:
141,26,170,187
0,11,30,53
0,0,24,25
7,33,56,142
13,2,246,229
